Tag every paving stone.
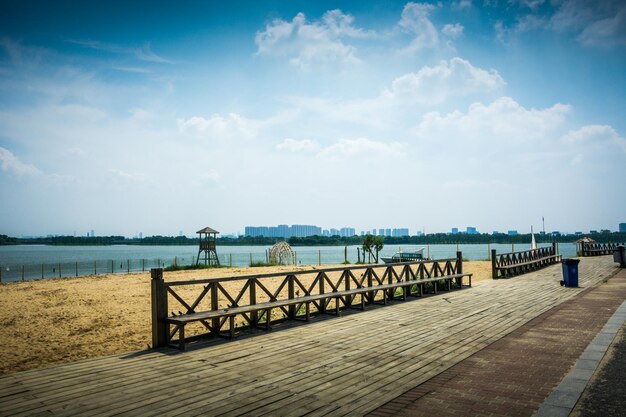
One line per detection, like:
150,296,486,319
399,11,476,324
368,264,626,417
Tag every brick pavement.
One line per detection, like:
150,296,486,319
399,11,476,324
368,267,626,417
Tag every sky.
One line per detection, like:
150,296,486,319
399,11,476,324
0,0,625,237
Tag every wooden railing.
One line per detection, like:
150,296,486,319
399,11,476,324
151,253,470,349
581,242,625,257
491,243,561,279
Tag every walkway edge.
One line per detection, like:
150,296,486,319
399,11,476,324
534,297,626,417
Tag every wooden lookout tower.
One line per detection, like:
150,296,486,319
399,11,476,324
196,227,220,266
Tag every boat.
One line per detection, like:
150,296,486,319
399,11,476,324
381,248,425,264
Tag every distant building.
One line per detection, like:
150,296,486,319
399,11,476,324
507,230,518,236
415,231,423,236
244,224,321,238
392,228,409,237
590,230,598,234
600,229,611,234
620,223,626,233
575,231,583,236
340,227,355,237
451,227,459,234
466,227,477,235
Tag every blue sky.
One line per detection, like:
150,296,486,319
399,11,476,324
1,0,625,237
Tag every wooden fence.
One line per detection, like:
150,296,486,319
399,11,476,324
491,243,561,279
580,242,625,257
152,253,471,349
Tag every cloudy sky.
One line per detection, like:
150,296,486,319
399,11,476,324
1,0,625,237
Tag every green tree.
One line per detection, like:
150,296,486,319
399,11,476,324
362,234,384,263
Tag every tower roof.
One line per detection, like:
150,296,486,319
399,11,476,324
196,227,219,234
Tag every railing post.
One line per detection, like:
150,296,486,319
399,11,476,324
288,275,295,319
250,278,258,325
151,268,168,348
491,249,497,279
319,272,326,313
211,283,219,334
456,251,463,275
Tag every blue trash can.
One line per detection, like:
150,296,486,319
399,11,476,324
560,259,580,287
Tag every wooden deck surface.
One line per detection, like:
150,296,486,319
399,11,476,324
0,256,619,417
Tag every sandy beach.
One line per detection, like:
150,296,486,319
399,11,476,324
0,261,492,375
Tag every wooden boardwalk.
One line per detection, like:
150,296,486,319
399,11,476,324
0,257,619,417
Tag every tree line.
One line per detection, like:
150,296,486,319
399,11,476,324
2,232,625,246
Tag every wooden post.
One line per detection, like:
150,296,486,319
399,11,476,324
552,241,557,256
344,246,347,263
41,264,44,279
94,261,96,275
512,243,515,252
22,265,25,281
249,253,252,266
127,259,130,273
210,283,219,334
229,253,232,267
318,250,321,266
487,243,491,260
75,262,78,277
151,268,168,348
111,260,114,274
491,249,497,279
427,244,430,260
456,251,463,275
250,278,257,325
288,275,295,319
59,263,61,278
319,273,326,313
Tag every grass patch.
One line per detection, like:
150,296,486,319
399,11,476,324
164,263,225,272
250,261,279,267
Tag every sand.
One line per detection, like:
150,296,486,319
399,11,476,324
0,261,493,375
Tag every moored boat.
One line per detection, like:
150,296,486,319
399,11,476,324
381,248,425,263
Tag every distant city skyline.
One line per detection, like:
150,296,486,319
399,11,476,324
19,221,626,239
1,2,624,237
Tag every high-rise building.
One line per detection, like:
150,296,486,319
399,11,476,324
392,228,409,237
466,226,477,235
451,227,459,234
508,230,518,236
619,223,626,233
340,227,355,237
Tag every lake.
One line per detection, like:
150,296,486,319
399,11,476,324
0,243,576,282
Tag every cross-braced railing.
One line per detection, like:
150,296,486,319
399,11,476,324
491,243,560,279
581,242,624,257
151,253,469,348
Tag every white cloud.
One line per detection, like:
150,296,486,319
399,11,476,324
276,138,318,152
108,168,150,182
255,10,367,68
384,57,505,104
453,0,472,10
0,147,41,177
398,2,439,54
68,40,173,64
177,113,257,139
563,125,626,153
200,169,220,183
578,7,626,47
442,23,464,38
550,0,626,47
416,97,571,144
317,138,406,158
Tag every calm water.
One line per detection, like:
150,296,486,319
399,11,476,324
0,243,576,283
